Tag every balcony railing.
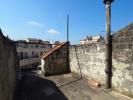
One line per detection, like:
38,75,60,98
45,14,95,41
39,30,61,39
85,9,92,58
19,58,40,67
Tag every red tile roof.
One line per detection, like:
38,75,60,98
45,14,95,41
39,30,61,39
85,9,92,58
41,42,68,60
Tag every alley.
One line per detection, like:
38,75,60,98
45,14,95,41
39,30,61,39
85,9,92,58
14,69,67,100
13,70,133,100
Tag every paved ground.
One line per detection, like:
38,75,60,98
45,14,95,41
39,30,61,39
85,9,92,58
45,74,132,100
14,76,68,100
14,70,133,100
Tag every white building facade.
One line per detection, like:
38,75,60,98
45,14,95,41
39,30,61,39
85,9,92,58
80,36,104,45
14,38,52,69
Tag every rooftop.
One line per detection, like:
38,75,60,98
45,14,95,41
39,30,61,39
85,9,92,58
41,42,68,60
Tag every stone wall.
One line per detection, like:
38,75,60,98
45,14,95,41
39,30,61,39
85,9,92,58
0,31,17,100
70,32,133,96
42,42,70,76
112,32,133,96
69,42,105,83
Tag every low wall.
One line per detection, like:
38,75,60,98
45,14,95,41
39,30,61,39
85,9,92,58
69,43,105,83
0,32,17,100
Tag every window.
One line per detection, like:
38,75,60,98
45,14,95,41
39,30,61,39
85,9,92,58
20,52,23,59
35,44,39,48
25,44,28,48
32,51,34,57
31,45,33,48
17,52,21,59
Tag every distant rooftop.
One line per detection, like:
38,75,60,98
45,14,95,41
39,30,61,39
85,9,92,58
14,38,51,44
80,35,104,44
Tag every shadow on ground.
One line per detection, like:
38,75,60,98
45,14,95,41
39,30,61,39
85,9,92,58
13,76,68,100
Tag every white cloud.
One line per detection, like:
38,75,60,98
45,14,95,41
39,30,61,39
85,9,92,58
47,29,60,35
28,21,43,27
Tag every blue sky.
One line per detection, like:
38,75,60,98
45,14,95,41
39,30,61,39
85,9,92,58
0,0,133,44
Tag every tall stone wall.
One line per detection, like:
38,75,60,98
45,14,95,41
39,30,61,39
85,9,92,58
70,32,133,96
112,32,133,96
0,31,17,100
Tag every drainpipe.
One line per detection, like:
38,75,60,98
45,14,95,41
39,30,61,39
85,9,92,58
103,0,114,89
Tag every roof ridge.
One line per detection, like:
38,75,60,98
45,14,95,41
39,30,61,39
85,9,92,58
41,42,68,59
40,44,59,58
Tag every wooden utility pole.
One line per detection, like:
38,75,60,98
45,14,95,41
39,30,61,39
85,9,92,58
66,15,70,72
103,0,114,89
67,15,69,42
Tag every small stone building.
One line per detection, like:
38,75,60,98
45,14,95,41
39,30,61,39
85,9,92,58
40,42,70,76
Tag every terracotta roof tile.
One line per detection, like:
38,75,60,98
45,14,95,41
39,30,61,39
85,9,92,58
41,42,68,60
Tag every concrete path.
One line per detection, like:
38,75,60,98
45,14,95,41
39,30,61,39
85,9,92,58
14,70,133,100
45,74,133,100
14,76,68,100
